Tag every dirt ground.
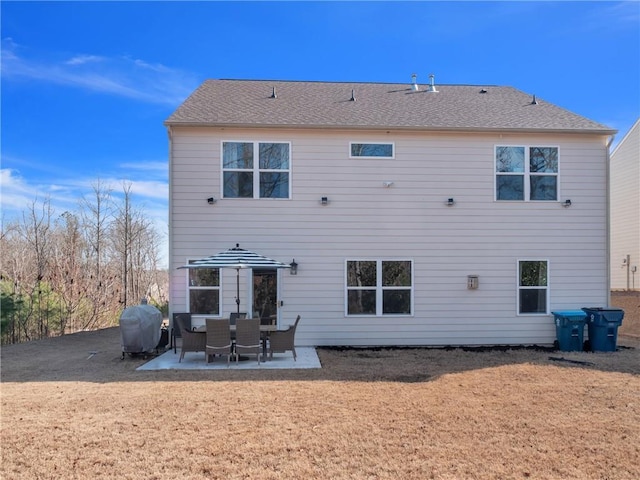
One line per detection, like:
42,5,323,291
1,313,639,479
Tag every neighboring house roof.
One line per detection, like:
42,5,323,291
611,118,640,157
165,79,615,134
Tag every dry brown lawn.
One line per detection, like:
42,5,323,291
2,303,640,479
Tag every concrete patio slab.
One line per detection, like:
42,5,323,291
137,347,321,370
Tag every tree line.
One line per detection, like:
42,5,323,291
0,181,168,345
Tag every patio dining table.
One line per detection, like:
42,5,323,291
193,320,277,361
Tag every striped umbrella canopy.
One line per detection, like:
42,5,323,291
178,244,291,313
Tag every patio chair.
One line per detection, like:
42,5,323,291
269,315,301,361
206,318,233,365
235,318,262,364
176,316,205,363
229,312,246,342
171,312,192,353
229,312,247,325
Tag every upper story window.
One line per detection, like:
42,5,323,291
518,260,549,315
346,260,412,316
350,142,394,159
222,141,291,199
496,146,558,201
187,264,220,315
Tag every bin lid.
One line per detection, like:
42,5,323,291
581,307,624,312
552,310,587,318
581,307,624,323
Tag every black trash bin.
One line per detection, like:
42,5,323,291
581,307,624,352
552,310,587,351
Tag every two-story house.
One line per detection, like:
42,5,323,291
610,118,640,291
165,77,616,347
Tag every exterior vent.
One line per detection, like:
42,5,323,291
427,74,438,93
411,73,419,91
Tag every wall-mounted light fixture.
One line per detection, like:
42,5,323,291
321,197,329,206
207,197,217,205
289,259,298,275
563,199,572,207
446,198,455,206
383,181,394,188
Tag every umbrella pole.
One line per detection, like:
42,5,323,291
236,268,241,314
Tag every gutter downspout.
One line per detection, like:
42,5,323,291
606,134,615,307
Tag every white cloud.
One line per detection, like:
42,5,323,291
119,179,169,201
563,2,640,35
0,169,33,209
0,168,79,219
119,161,168,174
65,54,104,66
601,2,640,25
1,38,199,106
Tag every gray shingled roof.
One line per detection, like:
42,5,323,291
165,79,615,134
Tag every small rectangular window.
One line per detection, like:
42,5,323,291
350,142,394,158
518,260,549,314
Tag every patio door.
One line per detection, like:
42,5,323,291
252,269,279,325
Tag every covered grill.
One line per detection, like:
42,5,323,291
119,302,163,358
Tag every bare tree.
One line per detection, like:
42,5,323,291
20,198,54,339
129,215,161,302
111,183,134,308
79,181,118,329
110,182,161,308
49,211,85,334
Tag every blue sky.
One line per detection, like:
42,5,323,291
2,1,639,266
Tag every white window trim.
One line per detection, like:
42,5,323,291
185,260,221,317
494,145,560,202
516,259,550,316
349,141,395,159
344,259,414,317
221,140,292,199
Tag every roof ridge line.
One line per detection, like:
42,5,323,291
214,78,502,87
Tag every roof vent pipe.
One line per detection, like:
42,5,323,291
531,94,538,105
428,74,438,93
270,86,277,99
411,73,419,91
350,89,356,102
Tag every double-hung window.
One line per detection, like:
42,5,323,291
350,142,394,159
222,141,291,198
496,146,558,201
518,260,549,314
346,260,412,315
187,264,220,315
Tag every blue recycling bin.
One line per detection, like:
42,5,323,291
552,310,587,351
581,307,625,352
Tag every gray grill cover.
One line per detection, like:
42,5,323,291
119,304,163,353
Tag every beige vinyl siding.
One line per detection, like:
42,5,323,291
610,119,640,291
169,127,610,346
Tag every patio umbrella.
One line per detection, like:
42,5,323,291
179,244,291,314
